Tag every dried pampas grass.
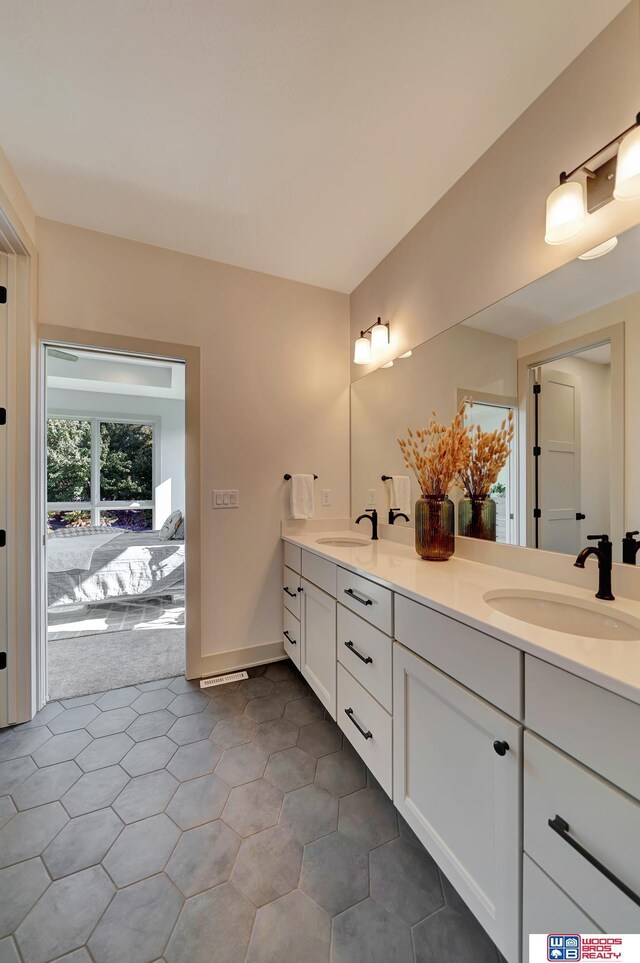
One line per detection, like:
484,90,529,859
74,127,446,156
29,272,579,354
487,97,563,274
397,399,471,498
458,403,514,499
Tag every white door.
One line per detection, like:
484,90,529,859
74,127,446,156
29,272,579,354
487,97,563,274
538,367,582,554
393,642,522,962
0,255,8,727
301,578,336,718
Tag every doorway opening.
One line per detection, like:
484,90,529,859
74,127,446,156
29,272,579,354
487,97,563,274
529,340,612,555
43,343,186,701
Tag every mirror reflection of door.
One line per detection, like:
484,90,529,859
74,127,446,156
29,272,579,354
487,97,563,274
532,342,611,555
536,366,582,555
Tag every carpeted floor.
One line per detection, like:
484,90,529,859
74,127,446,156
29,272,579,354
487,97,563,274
48,596,184,640
47,626,186,700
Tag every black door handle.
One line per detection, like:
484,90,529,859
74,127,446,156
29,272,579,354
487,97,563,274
344,640,373,665
283,630,297,645
493,740,509,756
283,586,297,598
344,707,372,740
576,513,586,520
548,815,640,907
344,588,372,606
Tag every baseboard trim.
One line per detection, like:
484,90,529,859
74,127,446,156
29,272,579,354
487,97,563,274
198,641,287,680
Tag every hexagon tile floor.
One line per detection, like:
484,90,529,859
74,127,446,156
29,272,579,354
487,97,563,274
0,661,506,963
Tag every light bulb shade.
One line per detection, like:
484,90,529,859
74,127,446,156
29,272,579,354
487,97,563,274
370,321,389,352
544,180,585,245
382,361,394,368
614,126,640,200
353,336,371,364
577,236,618,260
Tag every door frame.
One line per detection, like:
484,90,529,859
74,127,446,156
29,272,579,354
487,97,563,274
38,325,201,704
518,323,624,553
0,206,36,727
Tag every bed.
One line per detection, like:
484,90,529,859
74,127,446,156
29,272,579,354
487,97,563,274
48,530,185,610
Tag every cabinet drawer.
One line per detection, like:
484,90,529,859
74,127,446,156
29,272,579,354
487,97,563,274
337,604,392,712
337,663,392,796
282,609,301,670
282,565,301,619
283,541,302,574
302,551,336,597
524,731,640,932
395,595,521,718
337,568,392,635
525,655,640,800
522,855,601,962
393,641,521,962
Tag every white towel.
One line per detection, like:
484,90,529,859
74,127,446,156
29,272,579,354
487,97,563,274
390,475,411,517
290,474,315,519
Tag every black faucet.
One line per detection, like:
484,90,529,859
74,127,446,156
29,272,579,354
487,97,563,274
574,534,615,600
388,508,410,525
622,531,640,565
356,508,378,540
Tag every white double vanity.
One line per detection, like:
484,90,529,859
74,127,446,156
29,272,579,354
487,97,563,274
281,530,640,963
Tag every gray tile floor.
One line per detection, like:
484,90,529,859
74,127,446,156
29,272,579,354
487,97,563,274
0,662,505,963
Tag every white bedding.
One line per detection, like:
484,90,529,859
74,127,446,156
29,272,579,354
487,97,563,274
47,532,119,573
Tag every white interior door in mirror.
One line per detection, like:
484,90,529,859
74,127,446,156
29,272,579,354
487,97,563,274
537,366,581,555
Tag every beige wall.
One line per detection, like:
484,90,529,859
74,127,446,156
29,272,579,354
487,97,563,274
36,219,350,672
0,145,36,250
350,1,640,379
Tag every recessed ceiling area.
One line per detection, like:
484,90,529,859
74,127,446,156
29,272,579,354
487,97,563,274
0,0,629,292
46,347,185,399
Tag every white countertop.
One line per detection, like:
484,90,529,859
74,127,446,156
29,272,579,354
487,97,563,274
283,530,640,705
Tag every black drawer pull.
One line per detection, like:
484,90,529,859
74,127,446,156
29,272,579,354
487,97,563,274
493,740,509,756
344,707,372,740
283,630,297,646
344,588,372,606
344,640,373,665
548,814,640,907
283,586,297,599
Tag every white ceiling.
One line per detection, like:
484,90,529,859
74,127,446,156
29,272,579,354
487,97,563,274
465,221,640,339
0,0,628,292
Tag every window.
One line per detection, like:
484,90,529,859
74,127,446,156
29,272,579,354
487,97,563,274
47,415,156,531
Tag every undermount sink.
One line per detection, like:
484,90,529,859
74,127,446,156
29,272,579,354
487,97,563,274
316,537,370,547
484,589,640,641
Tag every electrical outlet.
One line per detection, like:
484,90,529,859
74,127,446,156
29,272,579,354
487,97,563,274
321,489,332,507
213,490,239,508
367,489,377,506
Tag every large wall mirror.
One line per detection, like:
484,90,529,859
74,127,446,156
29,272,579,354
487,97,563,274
351,221,640,562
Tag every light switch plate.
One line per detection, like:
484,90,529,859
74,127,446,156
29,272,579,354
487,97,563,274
321,489,332,507
213,490,239,508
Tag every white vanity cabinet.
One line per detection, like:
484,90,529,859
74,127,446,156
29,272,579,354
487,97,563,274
393,641,522,962
300,577,337,717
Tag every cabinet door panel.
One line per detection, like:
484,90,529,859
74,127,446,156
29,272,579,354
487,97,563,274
301,579,336,718
393,641,521,962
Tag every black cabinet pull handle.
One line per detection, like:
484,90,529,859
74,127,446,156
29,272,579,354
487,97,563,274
283,630,297,646
283,586,297,598
344,588,373,606
493,740,509,756
344,640,373,665
548,814,640,907
344,707,372,740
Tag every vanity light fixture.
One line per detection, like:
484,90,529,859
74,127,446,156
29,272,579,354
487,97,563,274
353,316,391,364
578,236,618,260
544,111,640,247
